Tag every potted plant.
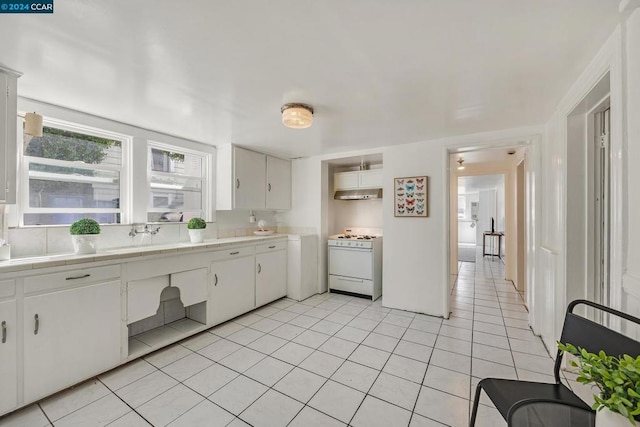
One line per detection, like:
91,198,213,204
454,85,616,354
187,217,207,243
70,218,101,254
558,342,640,426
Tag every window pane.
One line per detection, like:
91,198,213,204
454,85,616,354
24,213,120,226
150,148,201,176
25,126,122,167
147,211,202,223
28,163,120,209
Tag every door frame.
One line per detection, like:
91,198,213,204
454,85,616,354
441,131,541,323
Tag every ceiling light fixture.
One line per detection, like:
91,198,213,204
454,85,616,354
457,158,465,170
281,103,314,129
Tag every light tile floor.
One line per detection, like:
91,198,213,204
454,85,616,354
0,254,594,427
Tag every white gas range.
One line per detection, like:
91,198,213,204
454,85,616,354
328,228,382,300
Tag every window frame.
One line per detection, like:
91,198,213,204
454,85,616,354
146,140,210,223
17,115,132,227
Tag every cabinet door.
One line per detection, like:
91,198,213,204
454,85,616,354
256,250,287,306
234,147,266,209
211,256,255,325
266,156,291,210
23,281,121,403
0,71,17,204
358,170,383,189
334,171,359,191
0,299,17,414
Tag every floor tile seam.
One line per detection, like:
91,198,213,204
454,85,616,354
214,382,270,421
36,403,54,426
98,360,162,396
95,377,155,426
136,382,205,425
492,281,521,381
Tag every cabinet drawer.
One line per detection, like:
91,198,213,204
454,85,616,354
0,280,15,299
24,265,121,295
256,241,287,253
210,246,255,262
329,275,373,296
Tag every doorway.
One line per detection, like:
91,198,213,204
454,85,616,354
448,147,528,296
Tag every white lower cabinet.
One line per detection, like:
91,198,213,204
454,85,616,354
256,243,287,307
210,254,256,325
0,298,17,414
23,280,121,403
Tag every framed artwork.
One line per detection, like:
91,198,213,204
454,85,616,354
394,176,428,217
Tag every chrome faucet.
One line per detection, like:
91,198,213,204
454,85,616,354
129,224,161,238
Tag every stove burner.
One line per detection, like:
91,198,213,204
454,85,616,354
336,234,377,240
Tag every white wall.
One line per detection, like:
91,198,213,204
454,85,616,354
331,199,383,235
621,8,640,336
382,141,448,316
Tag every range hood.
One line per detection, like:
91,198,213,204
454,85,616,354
334,189,383,200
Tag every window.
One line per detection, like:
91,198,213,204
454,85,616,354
20,120,128,226
147,142,205,223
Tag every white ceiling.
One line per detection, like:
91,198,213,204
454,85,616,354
0,0,619,158
458,174,505,194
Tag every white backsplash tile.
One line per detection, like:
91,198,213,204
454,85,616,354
46,227,74,254
8,227,47,257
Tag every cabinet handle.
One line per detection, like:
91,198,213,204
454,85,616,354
66,273,91,280
236,178,240,189
268,183,271,192
230,251,240,255
34,314,39,335
1,321,6,344
268,245,276,249
214,273,218,286
257,263,262,274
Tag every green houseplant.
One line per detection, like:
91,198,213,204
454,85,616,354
187,217,206,243
69,218,101,254
558,342,640,426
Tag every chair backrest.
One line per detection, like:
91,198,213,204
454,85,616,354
553,299,640,384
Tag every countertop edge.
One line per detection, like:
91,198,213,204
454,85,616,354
0,234,290,274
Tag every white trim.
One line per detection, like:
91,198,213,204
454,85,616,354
554,27,624,337
146,140,211,222
442,130,541,319
18,117,129,226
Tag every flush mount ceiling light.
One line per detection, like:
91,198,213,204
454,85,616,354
281,103,314,129
457,158,465,170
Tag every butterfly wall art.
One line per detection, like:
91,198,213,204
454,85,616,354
394,176,428,217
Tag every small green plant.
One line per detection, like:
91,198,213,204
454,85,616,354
69,218,101,235
558,342,640,424
187,218,207,230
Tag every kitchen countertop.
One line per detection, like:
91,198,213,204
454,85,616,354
0,234,288,274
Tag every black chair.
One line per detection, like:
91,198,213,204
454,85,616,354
469,299,640,427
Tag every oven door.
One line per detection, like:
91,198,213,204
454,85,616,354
328,246,372,280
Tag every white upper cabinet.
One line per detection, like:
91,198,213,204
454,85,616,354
217,145,291,210
0,67,19,204
234,146,267,209
266,155,291,210
334,171,359,191
334,169,383,191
